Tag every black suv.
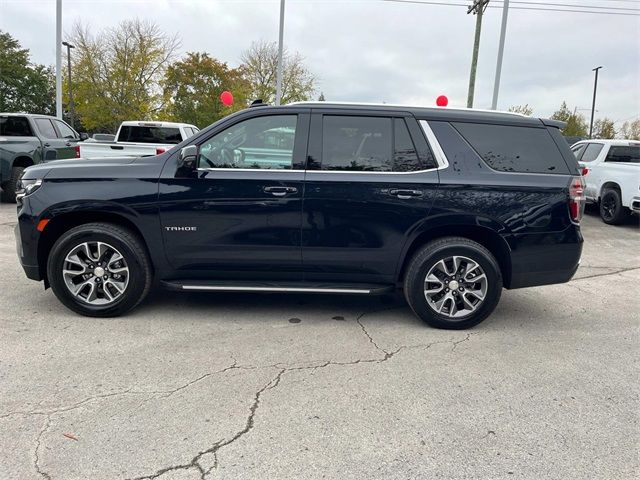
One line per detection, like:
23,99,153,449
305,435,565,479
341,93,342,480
14,103,585,329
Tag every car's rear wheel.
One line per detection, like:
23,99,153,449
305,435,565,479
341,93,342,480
404,237,502,329
599,189,629,225
47,223,152,317
1,166,25,203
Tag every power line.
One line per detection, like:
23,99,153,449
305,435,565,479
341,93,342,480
509,1,640,11
383,0,640,15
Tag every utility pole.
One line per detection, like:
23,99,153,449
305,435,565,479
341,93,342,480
491,0,509,110
589,66,603,138
55,0,62,119
275,0,285,106
467,0,489,108
62,41,75,129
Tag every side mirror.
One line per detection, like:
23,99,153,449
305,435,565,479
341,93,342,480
177,145,198,171
79,132,89,141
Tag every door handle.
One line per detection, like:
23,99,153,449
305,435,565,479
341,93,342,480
389,189,423,199
65,142,72,146
263,186,298,197
43,143,51,147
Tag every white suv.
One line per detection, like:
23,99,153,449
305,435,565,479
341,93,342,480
571,139,640,224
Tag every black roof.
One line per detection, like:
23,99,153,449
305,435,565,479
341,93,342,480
279,102,558,128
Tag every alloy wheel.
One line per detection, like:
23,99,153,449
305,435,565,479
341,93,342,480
62,241,130,305
424,255,488,318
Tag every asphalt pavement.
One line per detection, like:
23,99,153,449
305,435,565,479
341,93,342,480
1,203,638,480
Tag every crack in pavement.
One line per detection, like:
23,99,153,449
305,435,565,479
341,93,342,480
17,306,475,480
33,414,52,480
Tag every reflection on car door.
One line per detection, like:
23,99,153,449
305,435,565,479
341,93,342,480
158,109,310,281
301,110,440,284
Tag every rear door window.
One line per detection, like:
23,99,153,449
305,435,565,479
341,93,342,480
453,122,570,174
605,145,640,163
580,143,604,162
394,118,423,172
118,125,182,144
322,116,392,171
34,118,59,139
0,116,33,136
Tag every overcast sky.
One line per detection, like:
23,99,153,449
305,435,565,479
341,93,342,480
1,0,639,126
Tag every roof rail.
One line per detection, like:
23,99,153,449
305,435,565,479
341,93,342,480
250,99,269,108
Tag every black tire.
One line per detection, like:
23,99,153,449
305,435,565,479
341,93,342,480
599,189,629,225
404,237,502,330
47,223,152,317
1,166,25,203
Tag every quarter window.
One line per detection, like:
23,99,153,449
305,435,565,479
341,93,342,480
453,122,570,174
198,115,297,170
580,143,603,162
605,145,640,163
34,118,58,139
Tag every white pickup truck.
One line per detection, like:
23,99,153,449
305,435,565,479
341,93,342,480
571,139,640,225
77,121,199,159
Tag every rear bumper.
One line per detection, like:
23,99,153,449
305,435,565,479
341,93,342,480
507,225,583,289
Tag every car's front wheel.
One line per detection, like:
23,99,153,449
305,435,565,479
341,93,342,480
404,237,503,329
47,223,152,317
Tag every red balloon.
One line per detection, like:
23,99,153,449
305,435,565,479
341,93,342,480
220,91,234,106
436,95,448,107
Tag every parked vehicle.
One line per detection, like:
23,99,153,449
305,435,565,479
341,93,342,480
84,133,116,143
77,121,199,158
0,113,87,202
15,102,584,329
571,139,640,224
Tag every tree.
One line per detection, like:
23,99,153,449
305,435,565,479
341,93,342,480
551,102,588,137
318,92,326,101
508,104,533,116
162,52,250,128
619,119,640,140
240,40,315,105
592,118,616,139
67,19,180,132
0,31,55,115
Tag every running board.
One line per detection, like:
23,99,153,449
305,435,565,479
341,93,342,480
161,280,394,295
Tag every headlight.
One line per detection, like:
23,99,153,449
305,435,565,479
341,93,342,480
16,178,43,200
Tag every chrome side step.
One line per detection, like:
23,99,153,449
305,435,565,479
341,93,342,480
161,281,393,295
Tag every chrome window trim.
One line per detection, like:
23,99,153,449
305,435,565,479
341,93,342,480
419,120,450,170
196,168,305,173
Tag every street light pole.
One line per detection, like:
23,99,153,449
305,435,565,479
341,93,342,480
589,66,603,138
275,0,286,106
55,0,62,119
491,0,509,110
62,41,75,129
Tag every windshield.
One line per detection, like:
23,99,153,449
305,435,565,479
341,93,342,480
118,125,182,144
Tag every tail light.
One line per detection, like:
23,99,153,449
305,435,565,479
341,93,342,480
569,175,586,224
155,147,167,155
581,167,589,176
74,145,81,158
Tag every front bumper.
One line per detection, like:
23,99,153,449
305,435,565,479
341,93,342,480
631,196,640,214
15,210,43,282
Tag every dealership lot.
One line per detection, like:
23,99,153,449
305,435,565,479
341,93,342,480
0,203,638,480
